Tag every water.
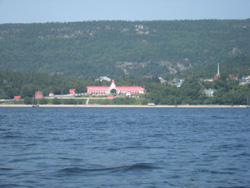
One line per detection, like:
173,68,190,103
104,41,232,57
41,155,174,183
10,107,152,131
0,107,250,188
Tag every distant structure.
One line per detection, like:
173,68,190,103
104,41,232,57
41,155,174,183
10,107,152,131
95,76,111,82
69,89,76,94
49,93,55,97
228,74,237,80
35,91,43,98
239,76,250,85
203,78,213,82
87,79,145,95
213,63,220,81
171,78,185,87
13,96,21,100
204,88,216,97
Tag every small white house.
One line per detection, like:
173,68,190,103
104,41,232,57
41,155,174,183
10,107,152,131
49,93,55,97
239,76,250,85
172,78,185,87
204,89,216,97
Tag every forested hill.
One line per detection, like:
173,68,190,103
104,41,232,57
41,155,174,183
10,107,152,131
0,20,250,77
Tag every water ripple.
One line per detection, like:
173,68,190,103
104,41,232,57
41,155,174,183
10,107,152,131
59,163,159,175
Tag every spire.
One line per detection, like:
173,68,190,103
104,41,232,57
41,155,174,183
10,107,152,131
217,63,220,76
110,79,116,89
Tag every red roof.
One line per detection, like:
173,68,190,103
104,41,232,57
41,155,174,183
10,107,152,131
214,75,220,81
229,74,237,80
116,86,145,90
87,86,144,90
86,85,145,94
87,86,109,90
69,89,76,94
35,91,43,98
14,96,21,100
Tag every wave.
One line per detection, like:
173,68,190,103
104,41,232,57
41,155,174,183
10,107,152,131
0,167,14,171
210,170,235,175
107,146,165,151
210,115,226,119
232,152,250,157
0,184,21,188
2,134,25,139
10,156,45,163
59,163,159,175
62,138,77,142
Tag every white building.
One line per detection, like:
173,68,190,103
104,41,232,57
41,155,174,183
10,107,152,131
204,89,216,97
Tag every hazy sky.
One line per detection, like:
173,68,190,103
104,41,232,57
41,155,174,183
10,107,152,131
0,0,250,23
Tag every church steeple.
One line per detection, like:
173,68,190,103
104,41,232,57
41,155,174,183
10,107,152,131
217,63,220,76
214,63,221,81
110,79,116,89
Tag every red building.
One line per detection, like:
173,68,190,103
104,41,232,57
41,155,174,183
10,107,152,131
35,91,43,98
213,75,220,81
87,86,109,95
69,89,76,94
228,74,237,80
87,80,145,95
13,96,21,100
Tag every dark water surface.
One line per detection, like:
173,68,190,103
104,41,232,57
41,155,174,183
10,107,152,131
0,107,250,188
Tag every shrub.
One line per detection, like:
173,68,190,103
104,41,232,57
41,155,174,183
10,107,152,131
24,97,32,104
52,98,61,104
39,98,48,104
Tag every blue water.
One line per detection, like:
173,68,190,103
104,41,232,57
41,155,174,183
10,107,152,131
0,107,250,188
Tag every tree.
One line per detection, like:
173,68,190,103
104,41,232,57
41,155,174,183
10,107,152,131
21,84,38,97
24,97,32,104
52,98,61,104
39,98,48,104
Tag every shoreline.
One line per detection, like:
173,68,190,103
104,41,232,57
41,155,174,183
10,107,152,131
0,104,247,108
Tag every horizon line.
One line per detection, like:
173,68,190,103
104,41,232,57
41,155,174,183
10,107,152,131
1,18,250,25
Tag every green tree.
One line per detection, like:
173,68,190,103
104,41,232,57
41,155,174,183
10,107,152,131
21,84,38,97
39,98,48,104
52,98,61,104
64,99,77,104
24,97,32,104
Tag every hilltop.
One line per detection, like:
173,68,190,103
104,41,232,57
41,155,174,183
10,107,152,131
0,20,250,77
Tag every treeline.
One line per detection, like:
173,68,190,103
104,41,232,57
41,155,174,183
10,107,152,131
0,70,92,99
1,20,250,77
21,97,86,105
147,76,250,105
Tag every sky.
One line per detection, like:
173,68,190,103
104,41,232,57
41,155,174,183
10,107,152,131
0,0,250,24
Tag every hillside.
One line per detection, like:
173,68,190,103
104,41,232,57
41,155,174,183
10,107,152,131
0,20,250,77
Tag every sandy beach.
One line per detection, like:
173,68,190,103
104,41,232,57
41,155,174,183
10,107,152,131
0,104,247,108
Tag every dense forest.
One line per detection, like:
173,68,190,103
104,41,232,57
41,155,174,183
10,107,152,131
0,70,90,99
1,20,250,77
